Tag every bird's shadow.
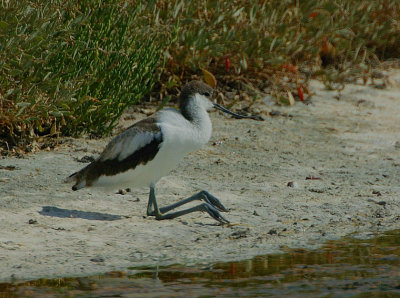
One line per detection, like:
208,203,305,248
39,206,124,221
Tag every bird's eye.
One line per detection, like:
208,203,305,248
203,92,211,97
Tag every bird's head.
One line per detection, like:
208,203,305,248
179,80,250,118
179,80,214,112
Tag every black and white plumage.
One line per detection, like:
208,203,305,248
67,80,245,223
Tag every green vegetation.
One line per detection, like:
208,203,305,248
150,0,399,95
1,0,399,151
0,0,169,149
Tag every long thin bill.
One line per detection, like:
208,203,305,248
213,103,262,120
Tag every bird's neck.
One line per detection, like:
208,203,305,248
179,95,213,143
180,94,209,124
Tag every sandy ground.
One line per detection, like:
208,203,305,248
1,70,400,283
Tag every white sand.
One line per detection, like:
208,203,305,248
1,70,400,282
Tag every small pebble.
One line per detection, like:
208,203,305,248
76,156,95,163
253,210,260,216
90,257,105,263
0,165,19,171
54,227,66,231
28,219,37,224
306,175,321,180
287,181,298,188
230,230,248,239
372,190,382,196
269,110,282,117
117,189,127,195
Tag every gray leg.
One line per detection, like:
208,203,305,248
146,186,230,224
156,203,230,224
159,190,229,214
146,184,161,217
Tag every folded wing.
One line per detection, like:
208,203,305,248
66,117,163,190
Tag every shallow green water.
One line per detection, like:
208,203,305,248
1,230,400,297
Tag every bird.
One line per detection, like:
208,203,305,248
66,80,248,224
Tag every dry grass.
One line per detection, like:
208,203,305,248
148,0,399,100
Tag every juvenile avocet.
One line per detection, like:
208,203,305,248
67,80,246,223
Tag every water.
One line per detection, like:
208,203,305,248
1,230,400,297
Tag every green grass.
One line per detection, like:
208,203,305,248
1,0,399,152
0,0,170,149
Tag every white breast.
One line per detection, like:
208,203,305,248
94,107,212,190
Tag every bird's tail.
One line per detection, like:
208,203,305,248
64,171,86,191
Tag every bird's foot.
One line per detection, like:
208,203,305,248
146,189,230,224
154,202,230,224
197,190,229,212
